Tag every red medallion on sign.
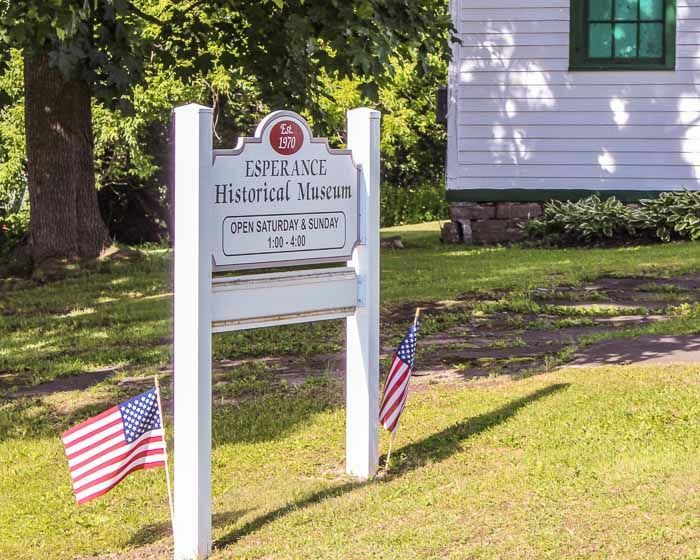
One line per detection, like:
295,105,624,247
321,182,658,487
270,120,303,155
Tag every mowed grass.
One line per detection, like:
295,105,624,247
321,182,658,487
2,366,700,559
381,222,700,301
0,222,699,558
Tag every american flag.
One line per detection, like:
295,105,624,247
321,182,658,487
61,388,166,505
379,321,419,433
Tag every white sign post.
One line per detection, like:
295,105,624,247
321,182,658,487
345,109,381,478
173,104,380,559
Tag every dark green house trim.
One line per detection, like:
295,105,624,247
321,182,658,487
446,189,668,203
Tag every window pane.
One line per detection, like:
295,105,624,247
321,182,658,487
614,23,638,57
589,0,612,20
589,23,613,57
640,22,663,56
615,0,638,20
640,0,663,20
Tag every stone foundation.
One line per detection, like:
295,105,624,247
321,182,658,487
442,202,544,245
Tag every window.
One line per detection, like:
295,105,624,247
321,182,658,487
570,0,676,70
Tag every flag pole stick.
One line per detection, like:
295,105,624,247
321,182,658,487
154,376,175,534
385,426,398,470
410,307,421,378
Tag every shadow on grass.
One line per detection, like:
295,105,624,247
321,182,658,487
213,382,568,550
129,509,250,547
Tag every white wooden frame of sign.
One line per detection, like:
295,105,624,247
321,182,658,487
173,104,380,560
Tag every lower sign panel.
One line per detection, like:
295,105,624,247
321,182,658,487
210,267,358,332
222,212,347,258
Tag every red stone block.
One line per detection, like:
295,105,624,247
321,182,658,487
495,202,543,220
449,202,496,221
471,219,526,244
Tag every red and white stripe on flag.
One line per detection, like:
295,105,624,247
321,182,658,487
61,388,166,505
379,322,419,433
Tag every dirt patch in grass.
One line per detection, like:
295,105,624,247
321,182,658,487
7,272,699,401
535,273,700,308
9,367,118,397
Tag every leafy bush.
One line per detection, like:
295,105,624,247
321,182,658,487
0,205,28,258
0,0,453,256
526,191,700,245
0,50,25,217
381,180,447,227
633,190,700,241
525,196,635,244
314,52,449,227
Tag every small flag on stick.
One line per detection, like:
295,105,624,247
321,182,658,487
61,388,167,505
379,308,420,435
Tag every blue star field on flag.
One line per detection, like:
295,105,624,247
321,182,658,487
396,323,419,369
119,388,162,444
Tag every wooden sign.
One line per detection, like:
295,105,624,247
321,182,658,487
173,105,381,560
211,111,360,270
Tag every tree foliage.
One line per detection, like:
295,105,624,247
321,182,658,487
1,0,451,106
0,0,453,249
0,50,25,213
316,53,448,227
0,0,145,108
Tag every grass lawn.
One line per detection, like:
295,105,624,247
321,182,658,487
1,222,699,559
381,222,700,301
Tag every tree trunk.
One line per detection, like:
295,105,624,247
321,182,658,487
23,51,110,264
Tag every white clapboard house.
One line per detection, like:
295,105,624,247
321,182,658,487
445,0,699,242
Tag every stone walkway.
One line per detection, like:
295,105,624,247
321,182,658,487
572,335,700,366
8,272,700,401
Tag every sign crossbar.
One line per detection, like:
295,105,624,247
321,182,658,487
211,267,359,332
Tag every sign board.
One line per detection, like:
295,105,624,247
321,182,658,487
210,111,360,270
173,105,381,560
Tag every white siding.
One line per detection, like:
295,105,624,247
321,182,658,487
447,0,700,194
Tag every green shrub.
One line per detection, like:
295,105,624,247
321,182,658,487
381,181,447,227
634,190,700,241
526,195,635,244
0,205,28,257
526,191,700,245
0,49,26,217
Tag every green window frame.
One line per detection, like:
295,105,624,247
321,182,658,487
570,0,676,70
